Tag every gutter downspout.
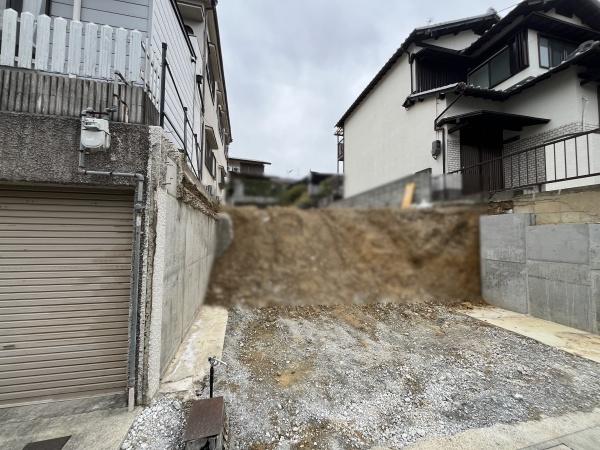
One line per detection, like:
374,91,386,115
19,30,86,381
407,52,414,94
434,83,466,130
72,0,82,21
434,82,466,171
78,145,145,411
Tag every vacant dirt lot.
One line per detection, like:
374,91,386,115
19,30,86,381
216,304,600,449
207,207,484,307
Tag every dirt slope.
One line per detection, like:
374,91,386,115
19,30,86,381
206,206,483,307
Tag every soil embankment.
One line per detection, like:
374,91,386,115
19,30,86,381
206,206,483,307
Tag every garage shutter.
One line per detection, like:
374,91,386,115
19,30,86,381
0,186,134,407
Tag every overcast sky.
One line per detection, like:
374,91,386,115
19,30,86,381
218,0,517,178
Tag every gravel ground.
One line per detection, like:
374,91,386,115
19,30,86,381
121,396,187,450
217,304,600,449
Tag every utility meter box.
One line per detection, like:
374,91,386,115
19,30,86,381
81,117,111,151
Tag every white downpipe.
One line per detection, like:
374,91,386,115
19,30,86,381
73,0,82,21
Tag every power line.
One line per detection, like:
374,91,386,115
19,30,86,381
495,0,522,14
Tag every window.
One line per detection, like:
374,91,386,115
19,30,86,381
415,59,466,93
206,43,215,102
489,48,511,86
468,31,529,89
0,0,50,14
204,139,216,178
539,36,577,68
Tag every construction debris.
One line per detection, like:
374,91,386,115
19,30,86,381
218,304,600,449
121,397,186,450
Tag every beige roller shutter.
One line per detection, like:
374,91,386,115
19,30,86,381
0,186,134,407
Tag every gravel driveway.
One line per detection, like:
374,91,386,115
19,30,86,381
216,304,600,449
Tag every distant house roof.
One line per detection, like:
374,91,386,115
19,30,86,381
228,157,272,166
334,11,500,128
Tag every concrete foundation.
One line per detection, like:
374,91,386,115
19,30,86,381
480,214,600,333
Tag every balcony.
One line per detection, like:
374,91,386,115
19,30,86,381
0,8,161,123
0,6,206,181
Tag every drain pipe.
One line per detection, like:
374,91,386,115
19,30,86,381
78,144,145,410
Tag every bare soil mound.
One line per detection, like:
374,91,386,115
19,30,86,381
206,206,483,307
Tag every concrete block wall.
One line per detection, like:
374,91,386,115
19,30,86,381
481,213,600,334
331,171,432,208
480,214,532,314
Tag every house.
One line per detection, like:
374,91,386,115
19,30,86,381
226,157,279,206
336,0,600,199
305,171,343,199
228,157,272,176
0,0,230,414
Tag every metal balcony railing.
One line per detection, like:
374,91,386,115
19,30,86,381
447,128,600,195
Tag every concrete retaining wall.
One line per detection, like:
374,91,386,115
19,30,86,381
144,131,218,401
481,213,600,333
331,171,431,208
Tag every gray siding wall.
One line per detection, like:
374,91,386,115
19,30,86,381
50,0,150,32
149,0,196,152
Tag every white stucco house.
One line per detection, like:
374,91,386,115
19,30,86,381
336,0,600,198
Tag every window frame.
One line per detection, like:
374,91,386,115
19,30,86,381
537,33,579,69
467,30,529,89
468,45,514,89
206,40,216,103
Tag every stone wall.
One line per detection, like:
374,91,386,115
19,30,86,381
331,171,432,208
512,186,600,224
481,213,600,333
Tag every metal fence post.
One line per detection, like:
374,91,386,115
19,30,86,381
159,43,167,127
183,106,188,155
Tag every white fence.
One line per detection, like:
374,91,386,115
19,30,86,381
0,8,161,102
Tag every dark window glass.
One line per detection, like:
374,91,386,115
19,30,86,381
539,36,577,68
468,31,528,89
469,64,490,88
489,48,511,86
